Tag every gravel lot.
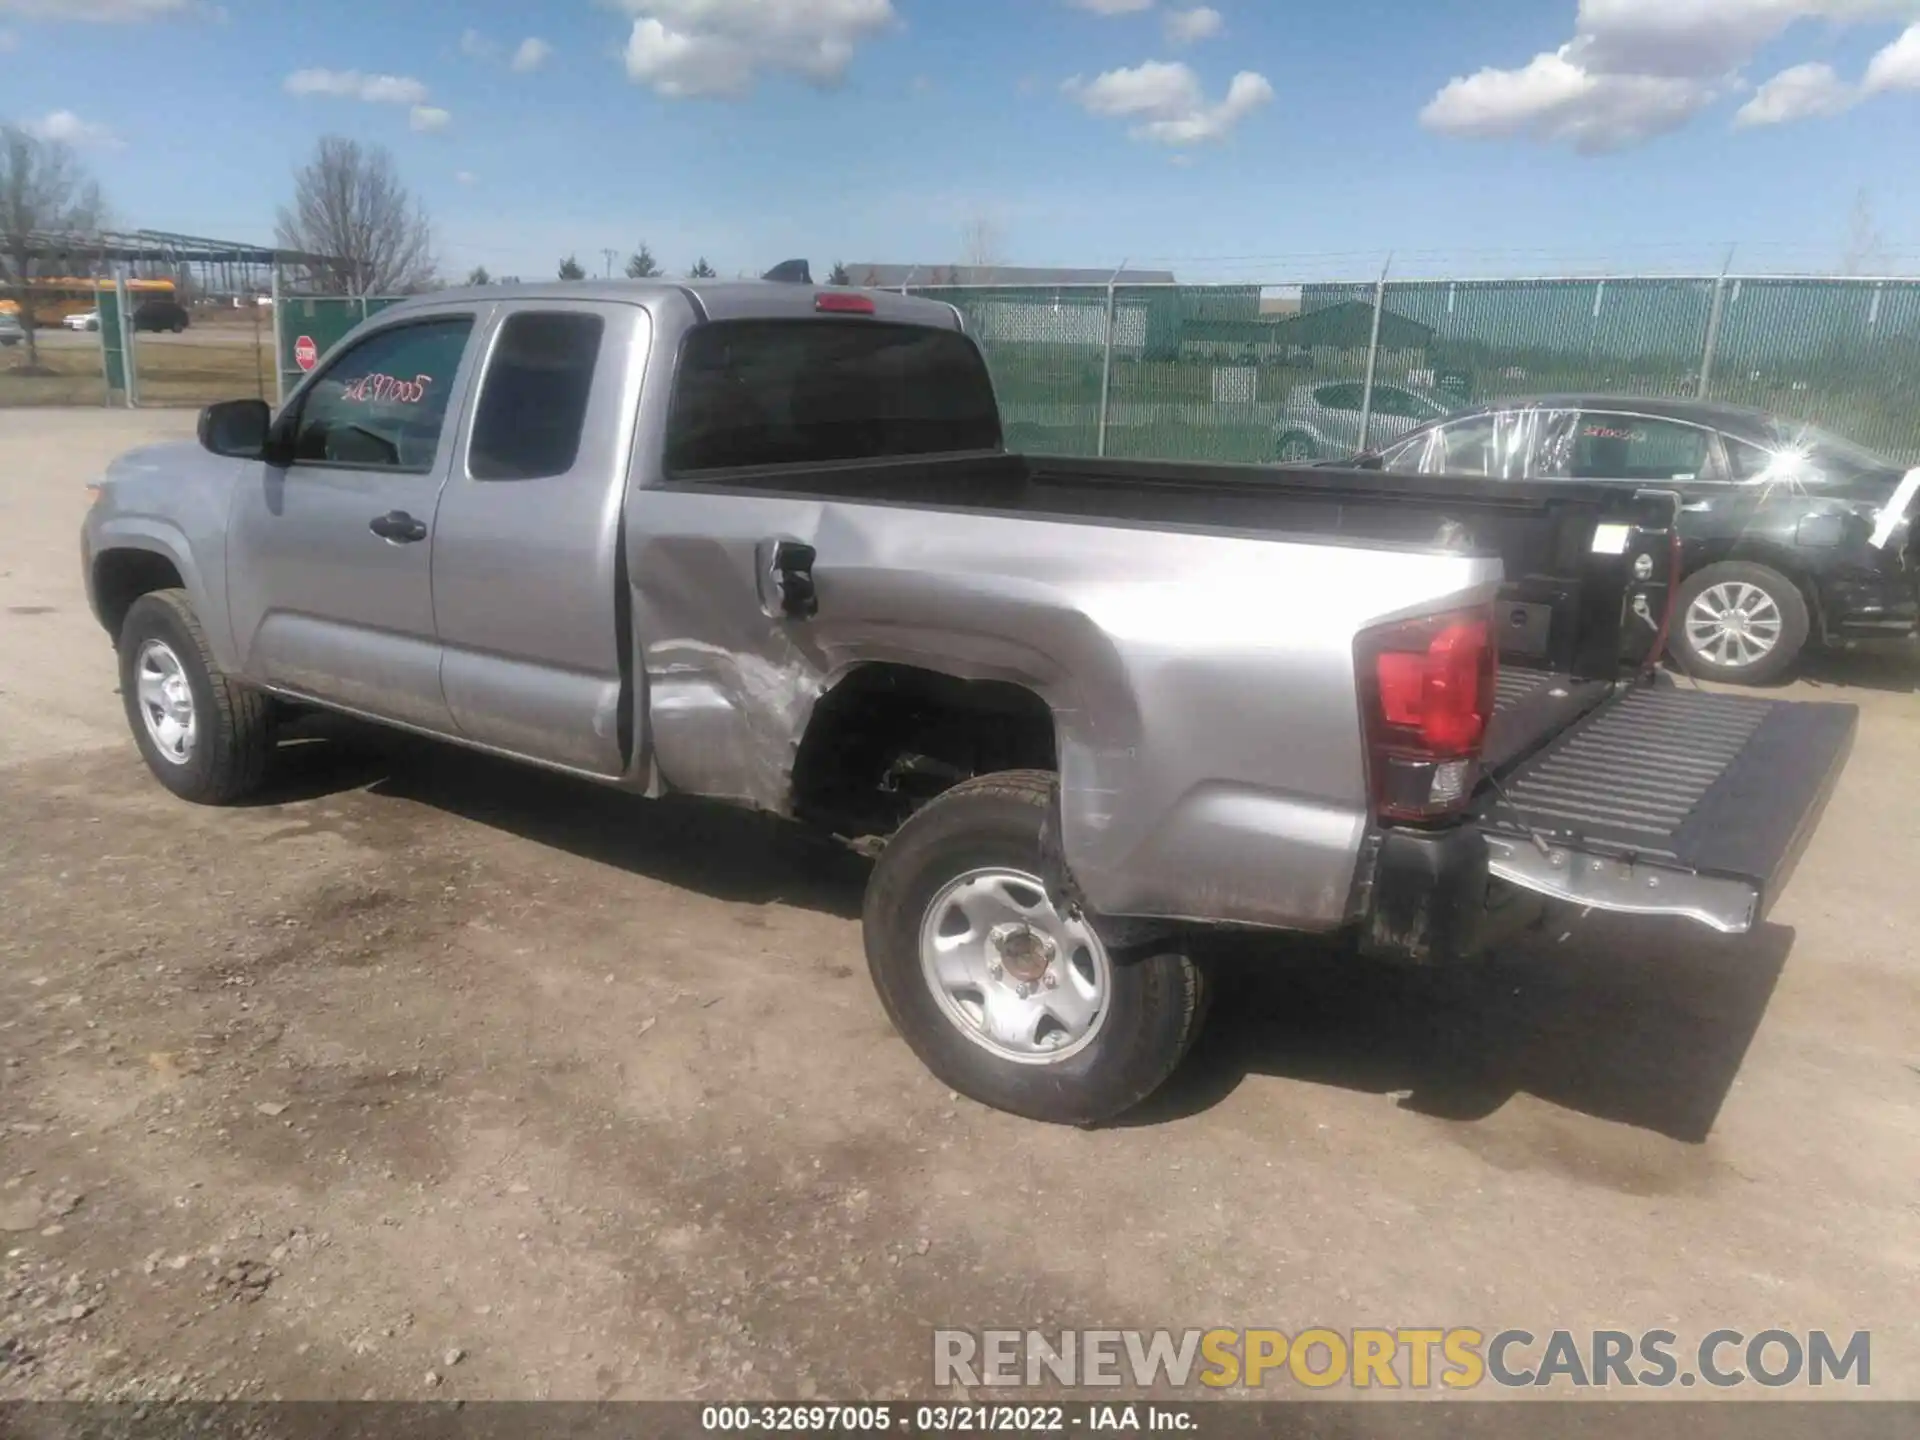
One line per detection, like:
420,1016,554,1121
2,408,1917,1405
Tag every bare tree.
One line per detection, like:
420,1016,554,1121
960,215,1005,283
828,261,852,286
275,136,436,296
1842,189,1890,277
0,125,107,368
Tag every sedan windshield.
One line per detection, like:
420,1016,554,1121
1731,422,1901,484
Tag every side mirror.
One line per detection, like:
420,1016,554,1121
198,399,272,459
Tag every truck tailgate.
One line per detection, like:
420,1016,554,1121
1475,682,1857,933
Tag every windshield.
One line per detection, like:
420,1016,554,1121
1769,421,1899,477
1727,421,1901,485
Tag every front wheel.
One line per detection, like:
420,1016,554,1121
1669,561,1810,685
118,589,276,804
862,770,1206,1125
1276,430,1320,463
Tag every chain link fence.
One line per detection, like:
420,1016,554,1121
915,275,1920,465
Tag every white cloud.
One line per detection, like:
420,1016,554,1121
1165,6,1224,44
1065,60,1273,143
284,69,431,105
459,28,498,60
1422,48,1720,150
1864,19,1920,88
1422,0,1920,151
410,105,451,133
511,36,553,72
0,0,195,17
24,109,121,148
1068,0,1154,13
1734,60,1857,123
619,0,896,98
455,170,477,186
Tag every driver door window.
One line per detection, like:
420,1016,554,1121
289,319,474,471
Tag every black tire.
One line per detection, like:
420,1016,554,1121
1668,560,1810,686
118,589,275,804
1276,430,1319,463
863,769,1206,1125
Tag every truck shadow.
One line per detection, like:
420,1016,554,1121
251,715,873,918
1128,914,1792,1145
252,716,1787,1144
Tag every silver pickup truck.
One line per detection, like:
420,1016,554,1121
81,276,1859,1125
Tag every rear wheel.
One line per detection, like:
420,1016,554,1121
863,770,1206,1125
118,589,275,804
1670,561,1809,685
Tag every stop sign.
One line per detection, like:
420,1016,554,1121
294,335,318,372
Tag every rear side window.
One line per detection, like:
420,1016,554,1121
665,320,1001,475
1570,414,1711,481
469,312,606,481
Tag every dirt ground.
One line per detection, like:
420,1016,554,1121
2,408,1918,1405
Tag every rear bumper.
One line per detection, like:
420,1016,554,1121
1354,824,1543,966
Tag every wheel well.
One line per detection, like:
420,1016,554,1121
790,663,1058,839
93,549,184,640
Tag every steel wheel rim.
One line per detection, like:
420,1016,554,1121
1684,582,1783,669
134,639,197,765
917,866,1112,1066
1278,436,1316,462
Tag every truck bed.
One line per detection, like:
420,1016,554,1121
677,451,1679,690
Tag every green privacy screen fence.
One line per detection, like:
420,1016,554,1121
273,294,403,403
912,276,1920,465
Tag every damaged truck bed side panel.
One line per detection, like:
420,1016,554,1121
628,486,1502,933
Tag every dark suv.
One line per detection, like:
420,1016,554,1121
132,299,191,334
1357,396,1917,683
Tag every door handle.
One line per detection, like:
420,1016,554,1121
767,540,818,619
369,510,429,544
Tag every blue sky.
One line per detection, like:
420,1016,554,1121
3,0,1919,282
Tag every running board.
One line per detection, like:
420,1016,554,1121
1476,681,1857,934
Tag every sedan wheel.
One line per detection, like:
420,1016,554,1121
1685,582,1783,670
1669,561,1810,685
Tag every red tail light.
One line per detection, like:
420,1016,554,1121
1356,606,1497,823
815,291,875,315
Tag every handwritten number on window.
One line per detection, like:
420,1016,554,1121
341,373,435,405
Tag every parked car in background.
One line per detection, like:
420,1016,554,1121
1275,381,1453,461
1359,396,1920,684
133,299,191,334
65,310,100,332
0,311,22,347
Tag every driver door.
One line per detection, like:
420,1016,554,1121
225,311,483,730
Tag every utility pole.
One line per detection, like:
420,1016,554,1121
600,248,619,279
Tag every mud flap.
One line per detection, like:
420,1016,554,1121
1476,682,1857,934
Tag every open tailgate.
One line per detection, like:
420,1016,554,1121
1475,681,1857,934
